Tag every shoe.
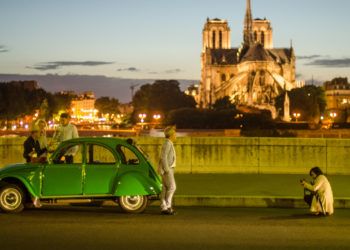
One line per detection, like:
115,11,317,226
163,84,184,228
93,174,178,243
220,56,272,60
161,209,169,215
167,208,176,215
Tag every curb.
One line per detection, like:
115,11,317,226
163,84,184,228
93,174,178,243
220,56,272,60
168,195,350,209
39,196,350,209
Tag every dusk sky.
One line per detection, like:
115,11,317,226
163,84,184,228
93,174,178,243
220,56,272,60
1,0,350,83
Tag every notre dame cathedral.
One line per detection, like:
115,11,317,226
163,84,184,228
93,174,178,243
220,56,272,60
199,0,301,118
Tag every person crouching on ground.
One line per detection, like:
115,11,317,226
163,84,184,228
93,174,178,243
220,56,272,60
158,126,177,215
301,166,334,216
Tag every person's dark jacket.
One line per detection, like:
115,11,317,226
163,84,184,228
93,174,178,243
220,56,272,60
23,136,47,163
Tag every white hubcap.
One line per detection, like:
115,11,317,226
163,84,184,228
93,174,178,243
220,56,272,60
120,195,144,211
0,188,22,210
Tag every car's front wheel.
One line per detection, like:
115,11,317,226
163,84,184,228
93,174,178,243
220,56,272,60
0,184,25,213
119,195,148,213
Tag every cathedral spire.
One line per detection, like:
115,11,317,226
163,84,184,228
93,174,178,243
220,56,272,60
243,0,254,47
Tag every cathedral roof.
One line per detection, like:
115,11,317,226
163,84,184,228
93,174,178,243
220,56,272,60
210,49,239,65
209,46,294,65
268,48,294,64
241,43,274,62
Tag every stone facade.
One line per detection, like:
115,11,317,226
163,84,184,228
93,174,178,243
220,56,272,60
324,77,350,122
199,0,298,118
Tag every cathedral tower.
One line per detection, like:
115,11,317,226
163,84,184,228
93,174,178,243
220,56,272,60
202,18,231,52
243,0,254,47
253,18,273,49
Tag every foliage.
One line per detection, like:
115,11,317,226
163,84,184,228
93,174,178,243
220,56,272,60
0,82,77,123
275,85,326,123
165,108,273,129
213,96,236,111
50,92,76,115
0,82,48,120
132,80,196,122
95,97,120,116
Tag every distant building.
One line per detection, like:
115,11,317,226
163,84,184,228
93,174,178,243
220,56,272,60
199,0,299,118
71,91,97,122
324,77,350,112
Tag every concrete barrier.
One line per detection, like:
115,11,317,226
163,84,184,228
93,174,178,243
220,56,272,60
1,137,350,174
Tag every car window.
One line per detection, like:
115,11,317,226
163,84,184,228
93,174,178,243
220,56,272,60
53,144,82,164
117,145,140,165
87,144,116,165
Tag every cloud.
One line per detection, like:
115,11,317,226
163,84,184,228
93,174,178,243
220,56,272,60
28,61,114,71
0,45,9,53
296,55,322,60
306,58,350,68
164,68,182,74
148,68,183,75
116,67,140,72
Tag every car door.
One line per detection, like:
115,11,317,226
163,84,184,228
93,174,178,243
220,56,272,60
83,143,119,195
41,143,84,196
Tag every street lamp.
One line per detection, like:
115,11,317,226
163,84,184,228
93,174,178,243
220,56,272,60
153,114,161,121
138,113,147,123
293,112,301,122
329,112,337,129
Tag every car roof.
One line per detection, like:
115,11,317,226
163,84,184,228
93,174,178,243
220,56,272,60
62,137,131,147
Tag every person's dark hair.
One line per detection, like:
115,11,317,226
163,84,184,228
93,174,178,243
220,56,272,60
309,166,323,176
60,113,70,119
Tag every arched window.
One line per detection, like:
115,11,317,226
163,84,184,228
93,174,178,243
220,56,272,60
212,31,216,48
219,31,223,48
261,32,265,46
254,31,258,42
221,74,226,82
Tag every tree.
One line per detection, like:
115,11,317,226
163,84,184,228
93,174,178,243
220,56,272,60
52,92,76,112
95,97,120,117
0,83,48,121
275,85,326,123
213,96,236,111
132,80,196,122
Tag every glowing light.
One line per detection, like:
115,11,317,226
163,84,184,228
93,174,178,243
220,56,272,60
153,114,161,120
293,112,301,122
138,113,147,123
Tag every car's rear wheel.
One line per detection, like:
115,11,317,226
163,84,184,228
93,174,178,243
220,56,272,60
0,184,25,213
119,195,148,213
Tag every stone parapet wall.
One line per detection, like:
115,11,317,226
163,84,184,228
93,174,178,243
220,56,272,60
1,137,349,175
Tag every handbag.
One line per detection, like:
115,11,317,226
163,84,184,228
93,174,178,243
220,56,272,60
303,188,314,207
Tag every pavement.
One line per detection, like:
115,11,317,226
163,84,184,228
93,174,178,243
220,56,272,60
166,174,350,209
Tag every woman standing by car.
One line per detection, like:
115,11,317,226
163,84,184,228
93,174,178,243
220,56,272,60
34,119,48,154
301,166,334,216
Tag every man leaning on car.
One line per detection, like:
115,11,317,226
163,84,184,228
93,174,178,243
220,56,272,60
158,126,177,215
